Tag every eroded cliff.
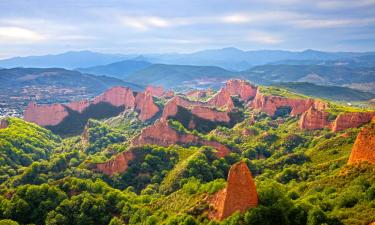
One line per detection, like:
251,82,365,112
208,161,258,220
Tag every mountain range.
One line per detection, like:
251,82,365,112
1,48,375,71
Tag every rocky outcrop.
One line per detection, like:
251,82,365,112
135,91,160,121
24,86,161,127
207,88,234,110
145,85,164,97
66,99,91,113
224,79,258,101
208,161,258,220
131,120,230,157
94,150,135,176
332,112,375,132
161,96,232,129
251,91,328,117
191,106,230,123
0,118,9,129
24,102,69,126
299,107,331,130
92,86,136,108
348,118,375,165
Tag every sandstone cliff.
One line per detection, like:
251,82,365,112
332,112,375,132
251,90,327,117
131,120,230,158
207,88,234,110
94,150,135,176
135,91,160,121
24,102,69,126
145,85,164,97
92,86,136,108
299,107,331,130
224,79,258,101
24,86,160,127
208,161,258,220
348,118,375,165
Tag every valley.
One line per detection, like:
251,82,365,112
0,79,374,225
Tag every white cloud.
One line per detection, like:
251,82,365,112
0,26,45,43
120,16,171,31
222,14,251,23
247,31,283,44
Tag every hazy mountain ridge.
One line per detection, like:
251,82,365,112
2,48,375,71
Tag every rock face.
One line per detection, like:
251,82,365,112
135,91,160,121
207,88,235,110
348,119,375,165
24,86,160,127
24,102,69,126
131,120,230,158
208,161,258,220
92,86,136,108
162,96,231,123
299,107,331,130
0,118,9,129
224,79,258,101
94,150,135,176
332,112,375,132
251,91,327,117
66,100,91,113
145,85,164,97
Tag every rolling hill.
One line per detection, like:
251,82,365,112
76,60,152,79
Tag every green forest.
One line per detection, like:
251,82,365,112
0,86,374,225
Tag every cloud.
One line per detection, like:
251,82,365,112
0,26,45,43
292,18,375,28
247,31,283,44
120,16,171,31
316,0,375,9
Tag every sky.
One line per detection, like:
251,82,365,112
0,0,374,58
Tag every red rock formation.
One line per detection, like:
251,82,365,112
162,96,231,125
135,91,160,121
163,90,175,98
0,118,9,129
207,88,234,110
94,150,135,176
131,120,230,157
348,119,375,165
208,161,258,220
224,79,258,101
191,106,231,123
145,85,164,97
24,102,69,126
332,112,375,132
299,107,331,130
24,86,161,126
66,99,91,113
251,90,327,117
93,86,136,108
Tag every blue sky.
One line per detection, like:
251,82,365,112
0,0,374,58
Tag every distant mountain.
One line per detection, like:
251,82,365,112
126,64,238,88
146,48,374,70
276,82,375,101
244,64,375,88
0,67,143,92
77,60,152,79
2,48,374,71
0,51,134,69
